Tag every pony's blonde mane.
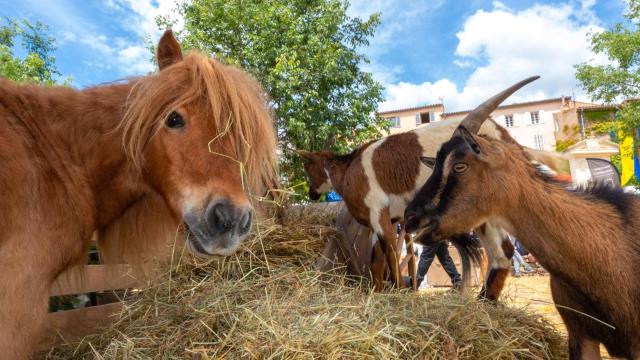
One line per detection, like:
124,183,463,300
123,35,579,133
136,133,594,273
100,52,279,269
121,52,279,196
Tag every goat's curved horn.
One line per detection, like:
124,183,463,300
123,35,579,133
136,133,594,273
460,76,540,134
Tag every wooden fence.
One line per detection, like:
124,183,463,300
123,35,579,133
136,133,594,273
38,264,140,352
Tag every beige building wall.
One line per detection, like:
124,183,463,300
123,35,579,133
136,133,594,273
379,104,445,135
380,97,595,153
442,99,575,152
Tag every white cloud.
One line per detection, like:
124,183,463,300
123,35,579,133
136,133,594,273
453,59,474,69
118,45,155,73
379,1,609,112
111,0,185,39
382,79,459,112
20,0,161,79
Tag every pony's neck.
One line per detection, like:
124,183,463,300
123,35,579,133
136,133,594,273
8,82,151,228
504,178,624,286
77,84,154,227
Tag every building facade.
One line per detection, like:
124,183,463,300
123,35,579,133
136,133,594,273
378,103,444,136
380,97,594,152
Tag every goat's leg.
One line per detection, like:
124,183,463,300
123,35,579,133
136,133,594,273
405,232,417,290
371,240,386,291
568,335,602,360
550,276,602,360
376,210,404,288
476,223,513,301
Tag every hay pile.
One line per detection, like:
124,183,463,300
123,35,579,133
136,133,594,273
47,206,567,359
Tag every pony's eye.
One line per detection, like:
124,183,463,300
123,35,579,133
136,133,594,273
453,163,468,173
165,111,185,129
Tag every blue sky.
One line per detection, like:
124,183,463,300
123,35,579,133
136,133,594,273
2,0,627,111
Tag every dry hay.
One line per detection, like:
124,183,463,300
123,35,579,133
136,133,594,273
46,206,567,359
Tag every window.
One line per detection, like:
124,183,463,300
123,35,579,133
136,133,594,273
533,134,544,150
505,114,514,128
554,119,560,132
390,116,401,128
415,112,431,125
530,111,540,125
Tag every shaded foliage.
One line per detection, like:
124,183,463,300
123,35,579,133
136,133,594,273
575,0,640,135
0,18,65,85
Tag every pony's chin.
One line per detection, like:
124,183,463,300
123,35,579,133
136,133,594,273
184,225,243,258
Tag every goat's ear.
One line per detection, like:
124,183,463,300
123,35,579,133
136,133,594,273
294,149,313,163
457,125,482,154
420,156,436,169
157,29,183,71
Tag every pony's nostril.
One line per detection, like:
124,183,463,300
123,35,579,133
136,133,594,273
238,211,252,235
210,203,233,232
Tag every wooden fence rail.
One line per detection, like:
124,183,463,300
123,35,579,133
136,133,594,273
38,264,140,352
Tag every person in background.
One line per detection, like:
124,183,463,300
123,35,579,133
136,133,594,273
414,241,462,289
508,233,532,277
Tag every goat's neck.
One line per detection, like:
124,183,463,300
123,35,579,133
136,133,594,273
325,159,350,194
503,179,625,284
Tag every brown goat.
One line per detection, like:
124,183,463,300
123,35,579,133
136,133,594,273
405,79,640,359
297,78,555,295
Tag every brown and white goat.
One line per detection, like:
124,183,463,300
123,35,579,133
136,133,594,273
404,82,640,359
297,76,551,296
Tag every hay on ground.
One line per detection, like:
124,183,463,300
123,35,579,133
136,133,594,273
46,206,567,359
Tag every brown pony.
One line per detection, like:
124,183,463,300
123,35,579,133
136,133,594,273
0,30,278,358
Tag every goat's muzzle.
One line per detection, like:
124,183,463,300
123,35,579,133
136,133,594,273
309,189,321,201
405,207,441,236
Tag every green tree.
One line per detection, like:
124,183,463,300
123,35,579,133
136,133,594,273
0,18,62,85
158,0,385,192
575,0,640,134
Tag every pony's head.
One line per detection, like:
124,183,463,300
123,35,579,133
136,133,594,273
121,30,278,257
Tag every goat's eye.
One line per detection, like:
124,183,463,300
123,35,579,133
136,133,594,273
165,111,185,129
453,162,468,173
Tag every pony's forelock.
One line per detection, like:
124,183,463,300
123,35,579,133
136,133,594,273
121,52,279,198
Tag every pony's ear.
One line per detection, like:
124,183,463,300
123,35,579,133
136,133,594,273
157,29,183,71
420,156,436,169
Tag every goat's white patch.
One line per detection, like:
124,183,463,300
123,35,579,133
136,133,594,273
361,138,424,234
362,138,386,234
389,193,412,219
324,169,333,186
430,154,453,208
478,221,511,269
317,182,332,193
494,216,516,235
316,169,333,193
413,117,504,152
415,121,458,155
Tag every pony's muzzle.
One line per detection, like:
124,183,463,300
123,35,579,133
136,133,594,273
184,200,253,257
